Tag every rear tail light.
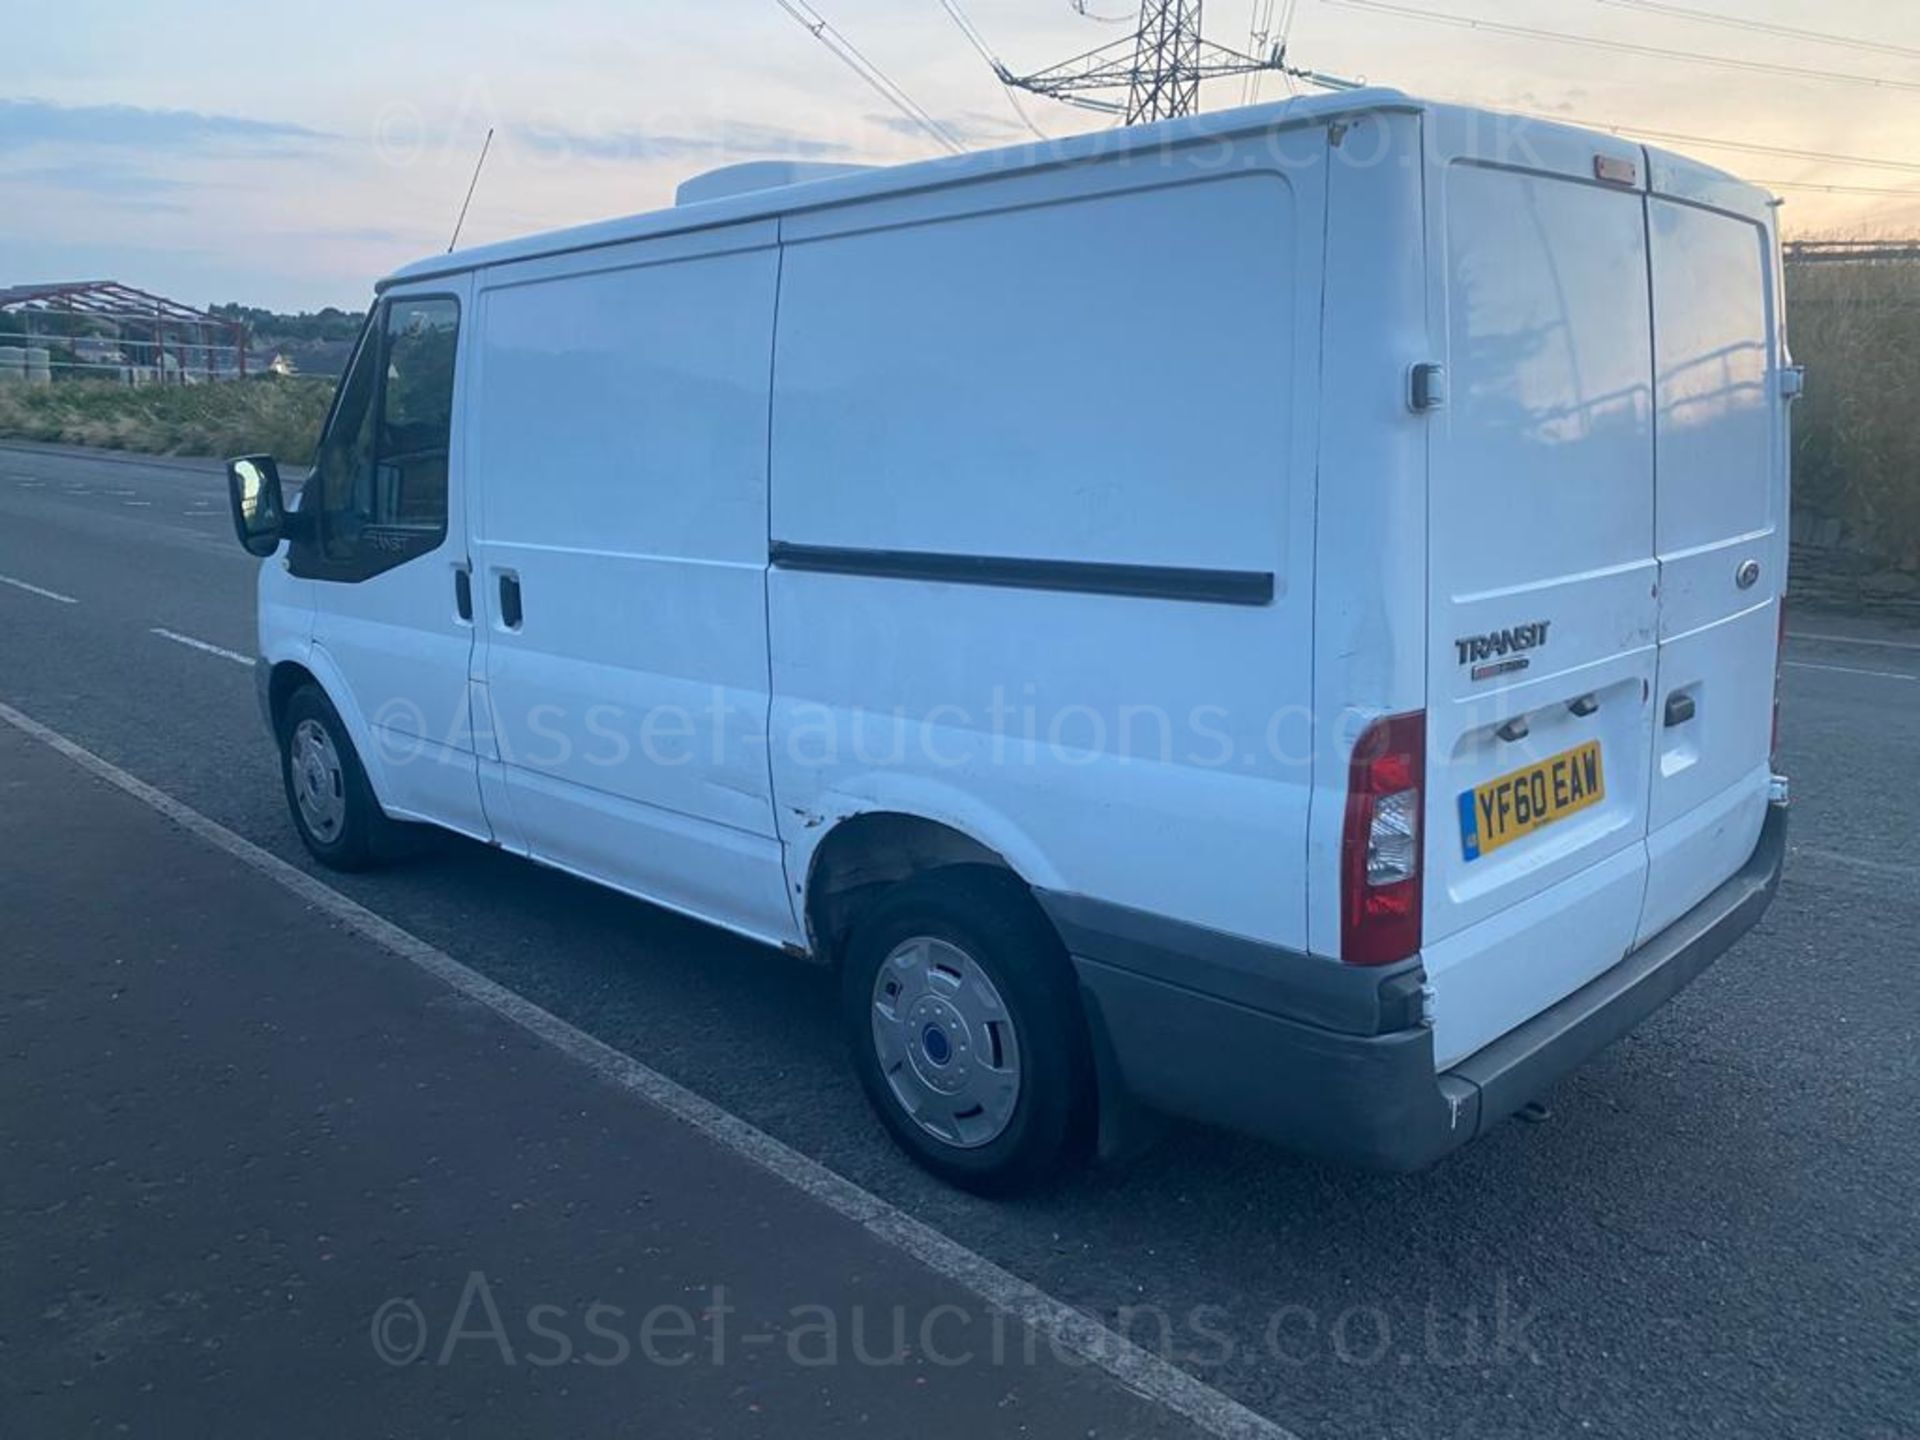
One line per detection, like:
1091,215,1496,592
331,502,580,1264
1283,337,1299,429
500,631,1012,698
1341,710,1426,966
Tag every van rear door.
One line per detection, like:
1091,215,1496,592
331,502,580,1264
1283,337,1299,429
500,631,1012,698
1420,129,1661,1068
1637,170,1785,942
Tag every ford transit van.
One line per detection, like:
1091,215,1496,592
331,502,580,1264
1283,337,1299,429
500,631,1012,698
228,90,1792,1193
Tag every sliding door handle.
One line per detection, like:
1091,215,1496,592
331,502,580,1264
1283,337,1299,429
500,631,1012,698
498,572,523,630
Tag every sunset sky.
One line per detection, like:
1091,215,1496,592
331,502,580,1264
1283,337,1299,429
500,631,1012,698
3,0,1915,311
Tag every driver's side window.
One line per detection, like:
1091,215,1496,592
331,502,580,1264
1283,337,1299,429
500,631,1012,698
299,294,460,582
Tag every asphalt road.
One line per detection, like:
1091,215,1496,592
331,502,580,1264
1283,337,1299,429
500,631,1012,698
2,716,1222,1438
1,438,1915,1439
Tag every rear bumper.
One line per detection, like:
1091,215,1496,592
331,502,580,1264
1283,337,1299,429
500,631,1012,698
1053,800,1788,1170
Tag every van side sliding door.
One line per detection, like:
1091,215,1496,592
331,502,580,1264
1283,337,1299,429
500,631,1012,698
462,226,800,949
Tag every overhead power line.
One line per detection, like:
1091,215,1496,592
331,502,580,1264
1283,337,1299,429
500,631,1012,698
1071,1,1138,23
1759,178,1920,200
1317,0,1920,93
1277,0,1304,48
1551,118,1920,177
933,0,1053,138
1273,0,1306,96
1242,0,1282,104
775,0,967,153
1589,0,1920,64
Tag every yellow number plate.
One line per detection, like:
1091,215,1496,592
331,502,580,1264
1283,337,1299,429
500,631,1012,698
1459,740,1605,861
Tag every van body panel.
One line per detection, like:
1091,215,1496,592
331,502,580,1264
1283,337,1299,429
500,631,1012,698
1304,109,1430,961
1422,830,1649,1069
769,152,1325,947
1643,146,1777,229
463,226,801,947
770,167,1304,571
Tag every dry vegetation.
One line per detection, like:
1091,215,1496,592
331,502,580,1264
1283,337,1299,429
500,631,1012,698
1786,251,1920,564
0,375,334,465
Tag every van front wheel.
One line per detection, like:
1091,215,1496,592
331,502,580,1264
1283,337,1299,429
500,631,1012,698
842,867,1091,1194
279,684,393,872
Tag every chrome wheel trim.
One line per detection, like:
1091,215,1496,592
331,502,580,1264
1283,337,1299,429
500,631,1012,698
870,935,1022,1150
289,718,347,844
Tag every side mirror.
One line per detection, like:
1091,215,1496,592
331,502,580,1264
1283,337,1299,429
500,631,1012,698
227,455,287,557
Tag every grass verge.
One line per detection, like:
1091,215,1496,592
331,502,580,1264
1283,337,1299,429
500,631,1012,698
0,377,333,465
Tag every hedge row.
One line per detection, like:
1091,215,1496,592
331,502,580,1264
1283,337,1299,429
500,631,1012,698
0,374,334,466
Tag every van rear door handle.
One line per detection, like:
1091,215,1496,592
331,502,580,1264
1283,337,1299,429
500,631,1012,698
498,572,523,630
1664,692,1696,727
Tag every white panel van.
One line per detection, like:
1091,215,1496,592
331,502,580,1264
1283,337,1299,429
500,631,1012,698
227,90,1792,1193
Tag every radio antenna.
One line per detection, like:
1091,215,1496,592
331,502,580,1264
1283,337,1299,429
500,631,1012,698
447,127,494,253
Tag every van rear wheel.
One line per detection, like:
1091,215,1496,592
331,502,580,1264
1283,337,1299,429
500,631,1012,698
842,867,1092,1195
279,684,394,872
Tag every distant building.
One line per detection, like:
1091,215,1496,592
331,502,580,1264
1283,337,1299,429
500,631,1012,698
0,280,249,384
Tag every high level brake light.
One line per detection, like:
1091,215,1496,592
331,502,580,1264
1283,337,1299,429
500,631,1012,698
1341,711,1426,967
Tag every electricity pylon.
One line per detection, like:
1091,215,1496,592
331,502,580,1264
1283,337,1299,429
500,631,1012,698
996,1,1306,124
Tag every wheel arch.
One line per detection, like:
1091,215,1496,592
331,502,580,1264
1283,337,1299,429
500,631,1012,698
264,647,395,808
801,808,1054,965
265,659,318,738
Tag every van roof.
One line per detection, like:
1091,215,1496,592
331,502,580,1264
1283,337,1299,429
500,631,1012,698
378,89,1770,291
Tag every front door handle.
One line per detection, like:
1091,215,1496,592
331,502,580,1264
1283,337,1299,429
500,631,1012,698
1665,692,1696,728
454,566,472,622
498,572,523,630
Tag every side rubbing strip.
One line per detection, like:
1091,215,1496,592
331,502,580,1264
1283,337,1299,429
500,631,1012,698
768,542,1274,607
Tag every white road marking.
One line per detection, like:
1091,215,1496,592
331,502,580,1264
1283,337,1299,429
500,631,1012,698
150,628,255,666
0,574,79,605
0,699,1297,1440
122,500,153,508
1794,846,1920,882
1787,630,1920,654
1785,660,1917,683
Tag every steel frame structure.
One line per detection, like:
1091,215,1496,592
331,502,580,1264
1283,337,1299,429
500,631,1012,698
0,280,249,382
996,0,1306,124
1783,240,1920,265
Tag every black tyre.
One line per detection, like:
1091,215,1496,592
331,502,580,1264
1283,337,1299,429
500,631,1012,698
278,684,395,871
842,865,1093,1195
